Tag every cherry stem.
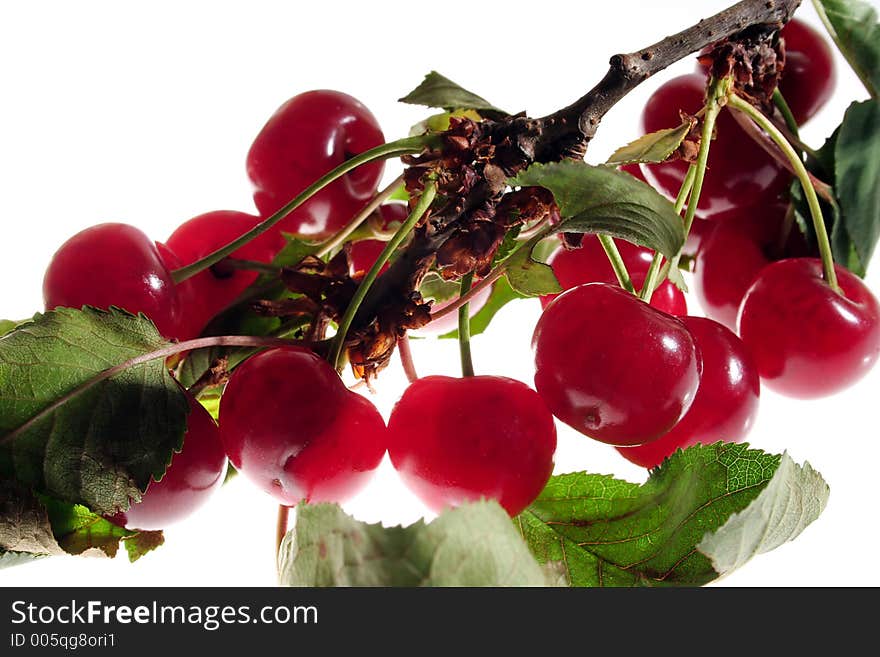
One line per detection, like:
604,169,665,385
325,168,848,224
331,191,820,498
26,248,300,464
812,0,877,100
170,135,434,284
646,78,729,300
458,272,476,377
219,258,280,275
429,266,503,323
0,334,307,448
329,180,438,370
728,93,841,293
641,165,697,302
397,335,419,383
276,505,290,557
315,174,405,258
772,89,800,138
597,234,635,294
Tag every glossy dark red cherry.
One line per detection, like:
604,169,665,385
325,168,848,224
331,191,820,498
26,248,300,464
114,391,227,530
540,235,687,316
43,223,184,339
246,90,385,239
533,283,700,446
617,317,760,468
387,375,556,516
779,18,837,125
693,202,787,329
738,258,880,398
166,210,278,335
641,74,788,220
219,347,386,505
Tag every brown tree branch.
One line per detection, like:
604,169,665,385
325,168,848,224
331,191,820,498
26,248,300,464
533,0,803,159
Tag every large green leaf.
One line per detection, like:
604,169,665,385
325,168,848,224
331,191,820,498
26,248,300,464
278,501,557,587
399,71,508,117
510,161,686,260
813,0,880,97
515,443,828,587
0,307,188,514
0,482,162,566
835,99,880,271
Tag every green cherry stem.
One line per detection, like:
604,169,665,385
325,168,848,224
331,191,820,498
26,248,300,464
728,93,840,293
598,234,636,294
458,272,476,377
644,77,729,301
315,174,405,258
329,180,438,370
640,164,696,302
170,136,434,284
772,88,800,138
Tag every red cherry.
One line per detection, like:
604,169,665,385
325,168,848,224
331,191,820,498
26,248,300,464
166,210,278,334
218,347,386,505
43,223,184,339
693,202,788,329
641,74,788,220
617,317,760,468
113,391,227,530
387,375,556,516
540,235,687,316
779,18,837,125
247,90,385,239
738,258,880,398
533,283,700,446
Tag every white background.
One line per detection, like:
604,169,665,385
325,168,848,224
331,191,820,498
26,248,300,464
1,0,878,587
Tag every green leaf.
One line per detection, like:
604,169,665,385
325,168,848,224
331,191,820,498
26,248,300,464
0,481,64,557
511,161,686,261
605,121,694,166
0,307,188,514
42,496,163,561
666,265,688,293
0,318,31,337
835,99,880,271
813,0,880,97
515,443,828,587
504,234,563,297
439,277,526,339
0,482,162,566
279,501,556,587
388,183,411,203
399,71,508,117
697,454,828,576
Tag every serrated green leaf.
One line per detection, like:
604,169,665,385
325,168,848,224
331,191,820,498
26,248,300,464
813,0,880,97
835,99,880,271
279,501,555,587
515,443,827,587
439,277,526,339
504,235,563,297
698,454,828,576
0,307,188,514
606,121,694,166
511,161,686,261
399,71,508,117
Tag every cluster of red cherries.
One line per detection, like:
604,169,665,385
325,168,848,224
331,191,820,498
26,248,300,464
38,18,880,533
